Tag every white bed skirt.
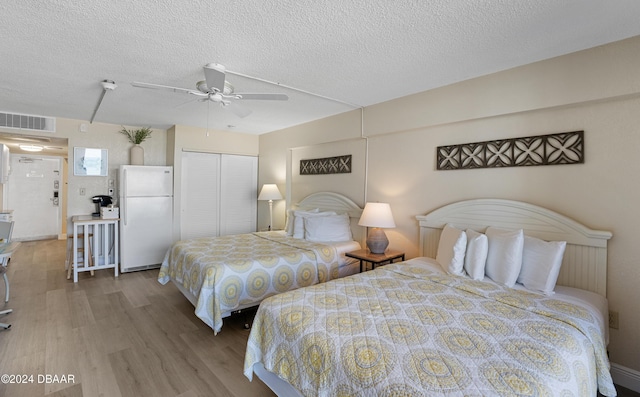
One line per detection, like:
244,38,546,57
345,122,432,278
253,362,303,397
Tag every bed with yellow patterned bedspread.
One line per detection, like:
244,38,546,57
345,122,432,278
244,260,616,396
158,231,340,334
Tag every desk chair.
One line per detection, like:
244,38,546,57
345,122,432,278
0,221,14,329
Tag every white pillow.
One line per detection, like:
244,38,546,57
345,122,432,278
284,209,296,235
485,227,524,287
292,210,335,239
436,224,467,276
290,209,319,237
464,229,488,280
518,235,566,295
304,213,353,242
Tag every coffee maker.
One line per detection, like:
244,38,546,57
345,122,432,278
92,195,113,217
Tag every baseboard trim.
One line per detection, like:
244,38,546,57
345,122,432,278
611,362,640,393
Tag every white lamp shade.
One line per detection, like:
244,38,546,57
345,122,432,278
358,202,396,228
258,184,283,201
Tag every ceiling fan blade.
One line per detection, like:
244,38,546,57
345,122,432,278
131,81,198,95
203,63,226,93
223,101,252,118
234,93,289,101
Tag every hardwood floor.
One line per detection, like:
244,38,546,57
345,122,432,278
0,239,275,397
2,239,638,397
617,386,640,397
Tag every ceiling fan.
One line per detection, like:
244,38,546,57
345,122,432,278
131,63,288,118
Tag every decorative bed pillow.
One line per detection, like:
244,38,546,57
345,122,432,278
518,235,566,295
292,210,335,239
464,229,488,280
485,227,524,287
290,209,317,238
304,213,353,242
285,209,296,235
436,224,467,276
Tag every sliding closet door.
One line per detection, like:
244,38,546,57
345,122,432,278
219,154,258,235
181,152,221,239
181,152,257,239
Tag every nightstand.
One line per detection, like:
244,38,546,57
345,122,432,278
345,249,405,272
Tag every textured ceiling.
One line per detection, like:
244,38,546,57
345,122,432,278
1,0,640,136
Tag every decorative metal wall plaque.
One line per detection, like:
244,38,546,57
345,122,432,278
300,154,352,175
437,130,584,170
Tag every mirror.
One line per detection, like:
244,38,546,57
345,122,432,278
74,147,108,176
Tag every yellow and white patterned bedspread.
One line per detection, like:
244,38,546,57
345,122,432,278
244,261,616,396
158,232,339,334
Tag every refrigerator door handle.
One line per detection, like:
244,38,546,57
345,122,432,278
122,169,127,226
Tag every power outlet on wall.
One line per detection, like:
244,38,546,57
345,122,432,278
609,310,619,329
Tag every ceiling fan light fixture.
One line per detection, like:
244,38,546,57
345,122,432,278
19,144,44,152
223,81,234,95
197,80,234,96
196,80,209,92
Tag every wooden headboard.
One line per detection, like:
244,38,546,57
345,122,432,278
291,192,364,243
416,199,612,297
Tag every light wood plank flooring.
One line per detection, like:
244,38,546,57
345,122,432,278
0,239,275,397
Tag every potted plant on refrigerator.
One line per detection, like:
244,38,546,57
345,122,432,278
119,126,152,165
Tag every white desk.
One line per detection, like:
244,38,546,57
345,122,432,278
71,215,119,283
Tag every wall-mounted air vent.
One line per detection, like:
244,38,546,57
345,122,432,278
0,111,56,133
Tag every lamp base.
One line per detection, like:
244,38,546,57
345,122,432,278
366,228,389,254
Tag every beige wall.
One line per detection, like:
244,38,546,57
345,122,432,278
258,110,364,230
258,36,640,375
291,139,367,204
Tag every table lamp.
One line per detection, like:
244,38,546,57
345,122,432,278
258,184,283,231
358,202,396,254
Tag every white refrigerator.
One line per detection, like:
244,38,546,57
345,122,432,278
119,165,173,272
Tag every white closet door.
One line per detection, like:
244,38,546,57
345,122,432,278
219,154,258,235
181,152,220,239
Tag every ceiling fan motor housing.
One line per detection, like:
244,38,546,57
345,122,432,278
196,80,234,95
